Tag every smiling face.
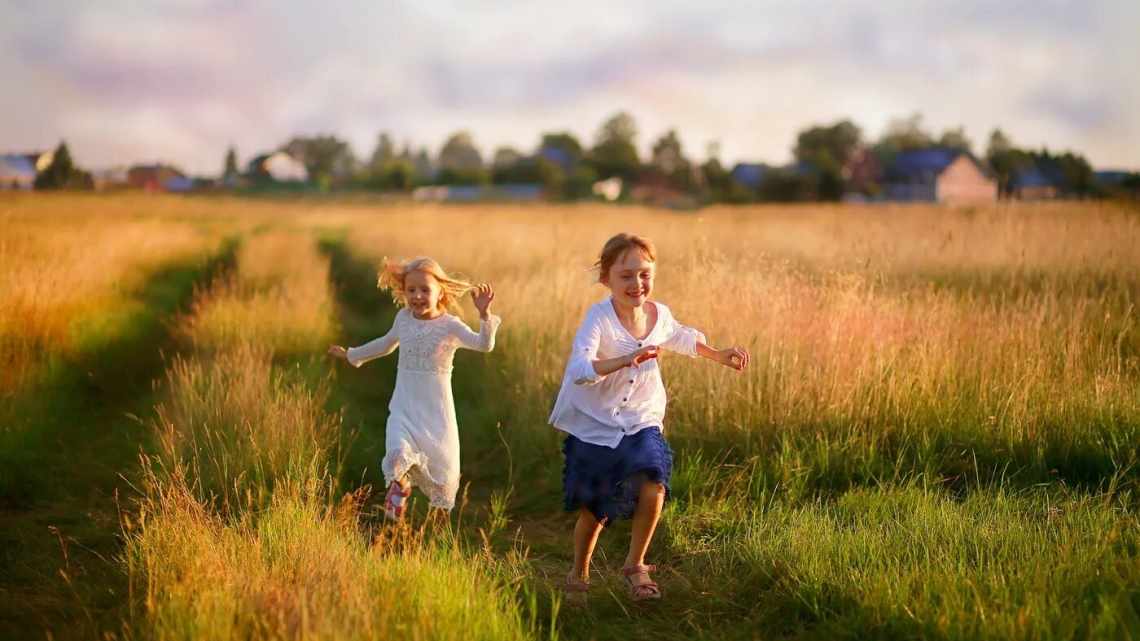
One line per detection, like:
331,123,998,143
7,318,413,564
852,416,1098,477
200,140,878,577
404,269,443,318
603,248,655,308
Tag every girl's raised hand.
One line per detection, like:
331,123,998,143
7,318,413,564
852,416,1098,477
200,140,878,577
328,344,348,361
472,283,495,318
627,345,659,368
719,346,749,371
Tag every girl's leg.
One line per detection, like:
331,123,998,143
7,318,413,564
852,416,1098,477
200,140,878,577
624,481,665,580
572,508,604,582
384,477,412,520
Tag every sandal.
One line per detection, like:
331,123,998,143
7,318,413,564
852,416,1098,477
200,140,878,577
621,564,662,602
562,571,590,605
384,482,412,521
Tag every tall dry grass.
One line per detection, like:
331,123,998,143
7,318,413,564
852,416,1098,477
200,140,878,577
328,202,1139,490
129,225,538,640
178,230,336,355
0,194,224,395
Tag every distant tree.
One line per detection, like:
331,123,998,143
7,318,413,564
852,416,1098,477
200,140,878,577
650,129,692,189
986,128,1013,157
793,119,862,201
34,141,92,190
794,119,862,168
380,160,416,191
873,113,934,165
757,168,819,202
985,129,1030,197
538,132,584,167
1042,150,1096,196
438,131,483,172
368,132,397,174
564,164,598,200
588,111,641,181
282,135,355,188
536,157,566,196
434,132,486,185
222,146,239,184
492,147,523,171
411,147,434,182
938,126,973,154
983,129,1097,198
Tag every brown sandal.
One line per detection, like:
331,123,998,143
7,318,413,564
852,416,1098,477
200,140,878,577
563,571,590,605
621,564,662,601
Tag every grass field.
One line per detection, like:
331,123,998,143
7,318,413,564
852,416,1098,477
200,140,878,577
1,193,1137,640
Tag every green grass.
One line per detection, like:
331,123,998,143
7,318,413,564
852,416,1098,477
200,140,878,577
124,230,547,641
7,217,1137,641
0,237,237,640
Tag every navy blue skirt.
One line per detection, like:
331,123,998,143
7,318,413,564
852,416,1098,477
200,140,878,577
562,427,674,525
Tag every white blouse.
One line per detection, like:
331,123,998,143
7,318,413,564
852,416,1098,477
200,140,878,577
548,298,706,448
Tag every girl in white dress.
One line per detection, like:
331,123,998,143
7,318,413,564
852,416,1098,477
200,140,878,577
328,257,499,520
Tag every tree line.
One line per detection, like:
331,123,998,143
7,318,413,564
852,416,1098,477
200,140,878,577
235,111,1123,202
27,111,1138,201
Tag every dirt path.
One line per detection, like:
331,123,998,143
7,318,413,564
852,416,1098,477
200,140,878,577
0,241,236,640
320,235,745,640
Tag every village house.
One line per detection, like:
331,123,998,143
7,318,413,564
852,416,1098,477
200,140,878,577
842,147,883,198
412,184,543,202
730,163,770,190
127,163,186,192
247,151,308,183
0,150,55,190
93,166,130,191
1010,167,1059,200
883,149,996,205
0,155,36,190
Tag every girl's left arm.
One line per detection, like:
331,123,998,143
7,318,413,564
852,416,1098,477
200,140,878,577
659,307,748,370
451,314,501,353
657,307,707,357
695,341,750,371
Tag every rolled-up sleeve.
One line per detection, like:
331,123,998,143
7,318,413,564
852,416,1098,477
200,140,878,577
567,311,604,385
658,313,706,358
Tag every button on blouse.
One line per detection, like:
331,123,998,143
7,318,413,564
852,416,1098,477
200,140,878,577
548,298,706,448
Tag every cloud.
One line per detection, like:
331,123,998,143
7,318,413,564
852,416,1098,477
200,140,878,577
1,0,1136,173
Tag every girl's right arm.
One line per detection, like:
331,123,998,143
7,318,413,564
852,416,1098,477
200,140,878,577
566,310,657,385
329,311,401,368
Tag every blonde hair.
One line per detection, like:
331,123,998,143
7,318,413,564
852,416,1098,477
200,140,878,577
377,256,473,314
594,233,657,283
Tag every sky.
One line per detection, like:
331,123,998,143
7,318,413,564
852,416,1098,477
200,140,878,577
2,0,1138,174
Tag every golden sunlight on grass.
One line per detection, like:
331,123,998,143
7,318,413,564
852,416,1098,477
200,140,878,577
0,195,225,394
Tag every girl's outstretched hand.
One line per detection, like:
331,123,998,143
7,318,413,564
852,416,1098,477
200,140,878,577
719,346,749,371
627,345,659,368
472,283,495,319
328,345,348,361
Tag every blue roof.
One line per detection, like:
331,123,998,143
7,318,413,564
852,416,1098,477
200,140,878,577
730,163,769,188
886,148,964,181
538,146,574,171
164,176,195,192
0,154,36,178
441,184,543,202
1012,167,1054,189
1094,171,1131,185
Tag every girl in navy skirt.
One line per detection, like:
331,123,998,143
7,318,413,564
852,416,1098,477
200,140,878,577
549,233,750,602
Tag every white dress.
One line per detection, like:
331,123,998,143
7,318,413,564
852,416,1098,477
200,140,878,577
346,307,501,509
